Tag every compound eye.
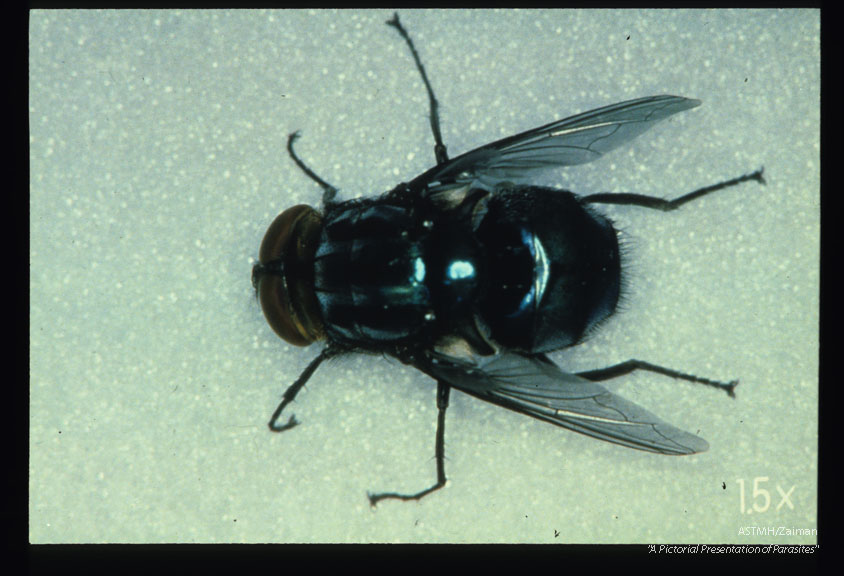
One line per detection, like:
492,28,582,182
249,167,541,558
257,273,314,346
255,205,323,346
259,205,314,264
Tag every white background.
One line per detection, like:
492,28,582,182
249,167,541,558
30,9,818,543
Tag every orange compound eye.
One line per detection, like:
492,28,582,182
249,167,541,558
257,273,313,346
258,205,311,264
254,205,324,346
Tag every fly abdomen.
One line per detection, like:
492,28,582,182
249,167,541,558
477,188,621,353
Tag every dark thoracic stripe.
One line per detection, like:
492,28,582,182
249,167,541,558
313,203,433,345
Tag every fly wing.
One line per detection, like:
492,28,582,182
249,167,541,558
414,352,708,455
410,95,700,189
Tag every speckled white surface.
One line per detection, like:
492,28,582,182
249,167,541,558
30,9,818,543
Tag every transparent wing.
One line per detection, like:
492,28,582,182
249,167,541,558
414,351,708,455
410,95,701,189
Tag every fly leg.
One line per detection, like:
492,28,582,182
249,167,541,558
387,13,449,165
582,168,765,210
579,169,764,397
268,347,337,432
368,380,451,506
286,131,340,207
576,359,738,398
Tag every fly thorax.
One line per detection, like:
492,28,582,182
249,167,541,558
313,201,434,346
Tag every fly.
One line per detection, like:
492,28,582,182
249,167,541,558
251,13,765,506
